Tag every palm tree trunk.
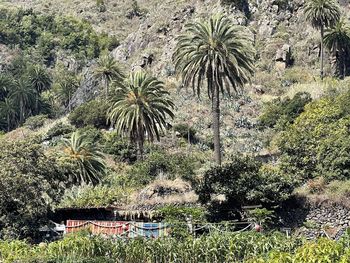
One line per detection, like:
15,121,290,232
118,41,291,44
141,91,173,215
19,99,24,124
212,84,221,165
136,126,144,160
35,96,39,114
342,51,346,79
104,77,109,99
320,26,324,80
136,136,144,160
7,114,10,132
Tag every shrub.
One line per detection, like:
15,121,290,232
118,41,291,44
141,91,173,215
325,180,350,198
102,132,138,163
156,205,207,238
23,114,48,130
196,157,296,219
76,126,103,147
45,122,75,140
59,184,131,208
258,92,312,130
278,90,350,181
69,100,109,129
0,7,117,62
129,151,196,185
282,67,314,85
173,123,197,142
0,137,65,239
126,0,148,19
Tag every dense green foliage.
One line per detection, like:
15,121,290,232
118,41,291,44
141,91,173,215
196,156,295,218
61,131,106,185
108,71,174,159
5,231,350,262
0,58,52,131
0,137,65,239
101,132,138,163
258,92,312,130
324,18,350,78
59,184,131,208
0,231,303,263
128,150,196,185
0,8,118,63
45,122,75,141
278,90,350,181
69,100,109,129
23,114,48,130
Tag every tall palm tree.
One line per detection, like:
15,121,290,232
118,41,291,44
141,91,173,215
173,14,255,165
27,65,52,113
107,71,174,159
0,98,16,132
304,0,340,80
93,54,124,98
324,18,350,78
62,131,105,185
9,78,35,124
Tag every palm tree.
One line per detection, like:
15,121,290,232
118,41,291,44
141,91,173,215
0,74,15,101
0,98,16,132
93,54,124,98
53,75,79,111
304,0,341,80
107,71,174,159
9,78,35,124
27,65,52,113
62,131,105,185
324,18,350,78
173,14,255,165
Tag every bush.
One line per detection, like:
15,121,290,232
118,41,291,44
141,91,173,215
156,205,207,238
59,184,131,208
45,122,75,140
195,157,296,219
102,132,138,163
0,7,117,61
23,114,48,130
258,92,312,130
0,137,65,239
76,126,103,147
278,90,350,181
282,67,314,85
221,0,250,16
69,100,109,129
173,123,197,142
129,151,196,185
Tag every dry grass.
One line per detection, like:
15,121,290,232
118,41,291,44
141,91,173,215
127,178,198,210
295,179,350,209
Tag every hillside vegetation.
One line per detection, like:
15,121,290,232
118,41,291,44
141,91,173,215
0,0,350,261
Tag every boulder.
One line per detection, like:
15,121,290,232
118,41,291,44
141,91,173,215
275,44,292,70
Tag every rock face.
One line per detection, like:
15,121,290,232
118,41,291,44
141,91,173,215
69,67,99,111
275,44,292,70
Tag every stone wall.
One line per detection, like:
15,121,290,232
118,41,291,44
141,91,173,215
279,201,350,239
306,204,350,229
